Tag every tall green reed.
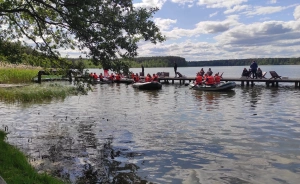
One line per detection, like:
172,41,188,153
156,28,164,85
0,83,77,104
0,68,39,83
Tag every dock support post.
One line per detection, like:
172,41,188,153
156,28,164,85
276,82,279,87
271,82,275,87
37,71,44,84
241,81,244,86
266,82,269,87
68,70,72,82
295,82,298,88
172,80,174,84
246,81,249,86
251,81,254,86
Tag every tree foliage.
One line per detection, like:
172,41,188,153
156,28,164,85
0,0,165,70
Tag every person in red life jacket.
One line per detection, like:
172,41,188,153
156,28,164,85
99,73,104,81
214,72,221,84
195,72,203,85
131,72,135,79
152,73,158,82
206,73,215,85
89,72,94,78
93,73,98,80
115,73,121,82
134,73,140,82
109,73,115,81
145,73,152,82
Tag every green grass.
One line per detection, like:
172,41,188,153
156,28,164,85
0,130,66,184
0,68,39,84
0,83,77,104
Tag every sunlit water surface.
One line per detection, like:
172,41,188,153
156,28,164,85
1,66,300,184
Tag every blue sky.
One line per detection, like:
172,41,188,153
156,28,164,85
129,0,300,61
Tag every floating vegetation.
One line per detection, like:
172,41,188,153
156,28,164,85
0,130,65,184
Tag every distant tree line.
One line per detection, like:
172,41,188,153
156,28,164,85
132,56,188,67
188,58,300,66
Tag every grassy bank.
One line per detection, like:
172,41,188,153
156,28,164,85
0,67,39,84
0,130,65,184
0,83,78,104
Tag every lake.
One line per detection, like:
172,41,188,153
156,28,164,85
1,65,300,183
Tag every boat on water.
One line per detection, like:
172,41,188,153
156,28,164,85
93,78,134,84
132,81,162,90
189,81,236,91
114,78,134,84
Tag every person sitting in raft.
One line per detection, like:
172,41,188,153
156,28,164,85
131,72,135,79
89,72,94,78
242,68,249,77
145,73,152,82
214,72,221,84
205,73,215,85
195,72,203,85
115,73,121,82
108,73,115,81
257,68,263,78
99,73,104,81
93,73,98,80
152,73,158,82
134,73,140,82
199,68,205,76
206,68,213,76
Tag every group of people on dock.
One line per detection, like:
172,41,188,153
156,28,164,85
194,68,223,85
241,61,264,79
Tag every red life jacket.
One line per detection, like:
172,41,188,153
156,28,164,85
206,76,215,85
195,76,202,84
93,74,98,79
215,76,221,83
115,75,121,81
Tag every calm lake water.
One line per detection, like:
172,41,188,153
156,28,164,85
1,66,300,184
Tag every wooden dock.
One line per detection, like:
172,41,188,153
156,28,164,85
157,77,300,87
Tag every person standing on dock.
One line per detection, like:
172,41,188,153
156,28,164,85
141,64,144,76
250,61,258,79
174,61,178,77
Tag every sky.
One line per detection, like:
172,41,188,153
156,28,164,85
64,0,300,61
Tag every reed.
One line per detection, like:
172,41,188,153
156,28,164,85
0,130,65,184
0,83,77,104
0,68,39,84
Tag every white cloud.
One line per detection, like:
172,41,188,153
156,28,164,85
160,15,240,40
224,5,249,14
133,0,167,9
171,0,194,5
244,6,287,16
294,5,300,20
243,4,298,16
268,0,277,4
215,21,300,47
209,11,218,17
197,0,248,9
154,18,177,31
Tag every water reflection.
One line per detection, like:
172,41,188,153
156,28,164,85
191,90,236,111
1,82,300,184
